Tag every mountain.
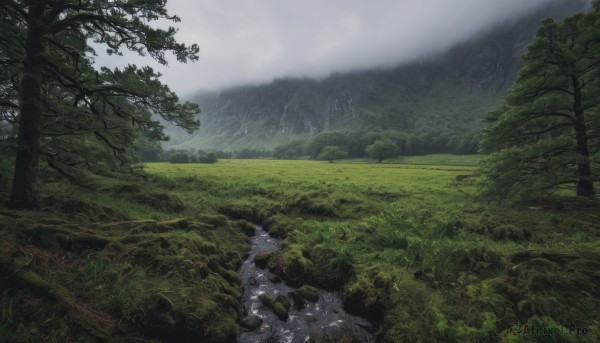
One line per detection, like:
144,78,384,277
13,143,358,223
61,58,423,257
166,0,590,152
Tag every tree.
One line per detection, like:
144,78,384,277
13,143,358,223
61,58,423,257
404,134,421,156
366,139,399,163
135,136,163,162
274,140,305,159
169,152,189,164
305,131,349,159
480,4,600,200
198,152,217,163
0,0,200,208
317,146,348,163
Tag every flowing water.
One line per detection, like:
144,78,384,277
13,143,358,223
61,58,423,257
237,225,375,343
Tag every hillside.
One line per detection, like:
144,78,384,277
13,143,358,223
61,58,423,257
167,0,589,151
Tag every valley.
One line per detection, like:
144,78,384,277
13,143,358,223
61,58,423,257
2,157,598,341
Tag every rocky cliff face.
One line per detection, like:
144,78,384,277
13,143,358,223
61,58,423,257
168,0,589,151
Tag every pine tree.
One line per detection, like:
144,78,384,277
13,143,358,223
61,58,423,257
0,1,200,208
480,3,600,201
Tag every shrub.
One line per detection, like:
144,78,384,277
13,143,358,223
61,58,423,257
316,146,348,162
169,153,189,163
198,152,218,163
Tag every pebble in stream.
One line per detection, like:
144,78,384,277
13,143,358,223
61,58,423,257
237,226,375,343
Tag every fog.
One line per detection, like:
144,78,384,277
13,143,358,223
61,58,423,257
94,0,570,95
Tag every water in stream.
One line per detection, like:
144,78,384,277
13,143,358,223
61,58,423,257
237,226,375,343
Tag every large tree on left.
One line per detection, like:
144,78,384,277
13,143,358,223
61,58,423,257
0,0,200,209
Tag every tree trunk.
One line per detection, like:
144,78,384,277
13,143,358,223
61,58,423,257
572,76,594,197
7,4,46,209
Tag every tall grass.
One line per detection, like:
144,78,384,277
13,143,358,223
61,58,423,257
140,158,600,342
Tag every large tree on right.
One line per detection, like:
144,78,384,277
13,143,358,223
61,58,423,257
480,2,600,201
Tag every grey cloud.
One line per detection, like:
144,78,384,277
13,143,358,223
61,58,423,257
95,0,566,95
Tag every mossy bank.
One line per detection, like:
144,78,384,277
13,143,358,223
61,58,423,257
0,195,251,342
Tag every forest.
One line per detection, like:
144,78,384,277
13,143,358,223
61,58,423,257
1,1,599,343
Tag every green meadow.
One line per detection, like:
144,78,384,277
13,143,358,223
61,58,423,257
140,157,599,342
2,156,599,342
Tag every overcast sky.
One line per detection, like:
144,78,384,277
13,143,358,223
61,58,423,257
95,0,567,96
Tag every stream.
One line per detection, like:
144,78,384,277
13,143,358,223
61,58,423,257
237,225,375,343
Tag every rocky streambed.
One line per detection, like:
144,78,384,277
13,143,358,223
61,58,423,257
237,225,374,343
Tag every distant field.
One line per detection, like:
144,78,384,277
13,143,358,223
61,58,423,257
144,158,479,216
348,153,484,166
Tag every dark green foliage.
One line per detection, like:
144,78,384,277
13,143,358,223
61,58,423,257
301,129,479,161
198,152,218,163
365,139,399,163
135,136,164,162
491,224,532,241
317,146,348,162
239,315,263,330
169,153,190,164
129,192,186,213
305,132,351,159
254,252,273,268
234,148,272,159
480,2,600,201
258,293,289,320
0,0,200,208
0,203,250,342
274,140,306,159
296,285,319,302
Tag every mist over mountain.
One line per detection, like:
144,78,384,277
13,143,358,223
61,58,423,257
166,0,589,152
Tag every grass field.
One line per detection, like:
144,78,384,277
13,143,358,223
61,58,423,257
2,156,599,342
140,158,600,342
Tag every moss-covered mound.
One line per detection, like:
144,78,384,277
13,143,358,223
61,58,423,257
296,285,319,302
492,249,600,323
0,209,250,343
253,251,272,268
258,294,289,321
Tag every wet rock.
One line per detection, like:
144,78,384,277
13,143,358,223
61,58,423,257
273,302,288,321
238,226,375,342
296,285,319,302
288,291,306,310
240,315,263,330
248,276,258,286
254,252,272,268
259,293,288,321
259,294,276,307
268,273,281,283
305,314,317,323
323,322,347,339
275,295,290,310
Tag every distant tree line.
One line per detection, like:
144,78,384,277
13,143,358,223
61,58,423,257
274,129,479,161
134,128,480,164
169,152,217,164
134,143,277,163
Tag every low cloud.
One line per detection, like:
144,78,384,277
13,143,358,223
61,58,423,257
95,0,573,95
